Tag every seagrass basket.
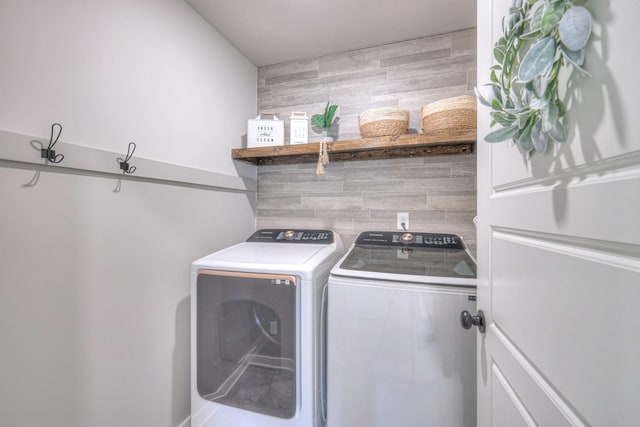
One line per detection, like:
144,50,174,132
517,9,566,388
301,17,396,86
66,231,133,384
358,108,410,138
421,96,477,137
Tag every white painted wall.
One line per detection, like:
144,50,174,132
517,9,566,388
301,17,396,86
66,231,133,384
0,170,255,427
0,0,257,176
0,1,257,426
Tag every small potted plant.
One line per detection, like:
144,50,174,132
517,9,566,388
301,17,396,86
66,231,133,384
311,101,339,141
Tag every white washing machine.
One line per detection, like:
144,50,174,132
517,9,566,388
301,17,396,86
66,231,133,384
327,231,477,427
191,229,343,427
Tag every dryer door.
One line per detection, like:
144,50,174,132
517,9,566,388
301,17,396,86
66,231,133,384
196,270,297,419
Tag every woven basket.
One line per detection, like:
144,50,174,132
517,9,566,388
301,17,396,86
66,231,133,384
358,108,410,138
421,96,477,137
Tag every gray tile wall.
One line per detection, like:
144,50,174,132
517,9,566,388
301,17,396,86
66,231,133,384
258,28,476,143
256,28,477,254
256,155,477,253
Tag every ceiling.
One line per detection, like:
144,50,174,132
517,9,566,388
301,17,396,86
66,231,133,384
185,0,477,66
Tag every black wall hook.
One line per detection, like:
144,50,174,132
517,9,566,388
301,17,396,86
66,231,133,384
41,123,64,163
119,142,137,174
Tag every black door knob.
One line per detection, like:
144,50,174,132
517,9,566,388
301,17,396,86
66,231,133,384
460,310,486,334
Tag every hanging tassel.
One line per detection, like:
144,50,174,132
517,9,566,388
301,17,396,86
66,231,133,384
316,141,325,175
316,139,330,175
321,140,330,165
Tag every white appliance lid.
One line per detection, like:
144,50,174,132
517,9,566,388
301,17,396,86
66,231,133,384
203,242,331,266
193,229,343,278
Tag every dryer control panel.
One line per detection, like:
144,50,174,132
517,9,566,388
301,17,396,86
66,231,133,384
247,229,334,243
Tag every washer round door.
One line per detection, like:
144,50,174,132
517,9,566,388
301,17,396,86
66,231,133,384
196,270,297,419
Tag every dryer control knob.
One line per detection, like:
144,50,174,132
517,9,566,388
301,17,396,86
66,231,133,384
284,230,296,240
401,233,414,243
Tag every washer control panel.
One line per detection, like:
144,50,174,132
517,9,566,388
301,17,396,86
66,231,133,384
355,231,463,249
247,229,334,243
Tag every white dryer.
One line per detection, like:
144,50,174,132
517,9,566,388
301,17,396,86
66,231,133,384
327,231,477,427
191,229,343,427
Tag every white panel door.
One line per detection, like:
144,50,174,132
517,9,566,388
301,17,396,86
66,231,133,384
476,1,640,427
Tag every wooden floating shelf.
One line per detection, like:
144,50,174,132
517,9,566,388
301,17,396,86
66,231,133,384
232,131,476,166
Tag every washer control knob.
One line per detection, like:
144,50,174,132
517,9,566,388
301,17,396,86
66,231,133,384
401,233,414,243
284,230,296,240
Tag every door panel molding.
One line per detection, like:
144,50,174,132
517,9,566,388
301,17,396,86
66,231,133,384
487,175,640,246
491,363,536,427
492,149,640,193
492,227,640,271
489,325,586,427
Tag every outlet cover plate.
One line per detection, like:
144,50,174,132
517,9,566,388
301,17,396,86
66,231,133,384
397,212,409,230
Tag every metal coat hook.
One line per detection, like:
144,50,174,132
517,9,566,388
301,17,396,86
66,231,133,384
119,142,137,174
41,123,64,163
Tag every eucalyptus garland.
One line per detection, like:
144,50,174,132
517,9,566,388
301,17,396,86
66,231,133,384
476,0,593,154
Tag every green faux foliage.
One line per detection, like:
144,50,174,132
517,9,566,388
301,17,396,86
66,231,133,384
311,102,339,133
476,0,593,155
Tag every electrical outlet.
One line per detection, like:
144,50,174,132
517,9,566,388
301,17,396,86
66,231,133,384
397,212,409,230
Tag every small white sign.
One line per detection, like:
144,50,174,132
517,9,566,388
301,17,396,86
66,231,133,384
247,113,284,148
289,111,309,145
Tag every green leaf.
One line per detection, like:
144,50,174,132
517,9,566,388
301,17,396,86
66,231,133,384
574,63,592,78
541,2,565,35
475,86,494,107
529,2,545,31
556,99,566,117
312,102,339,131
503,95,516,111
518,130,534,153
494,47,505,64
517,114,534,151
325,104,338,126
520,29,542,39
559,6,592,51
531,119,548,153
505,14,517,36
504,105,529,115
517,113,528,129
561,46,592,77
492,111,516,127
509,19,525,37
522,111,537,136
532,71,550,98
485,124,520,143
490,69,499,84
493,85,503,104
561,45,585,66
529,95,549,111
547,120,567,142
311,115,325,129
518,37,556,82
542,102,559,132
